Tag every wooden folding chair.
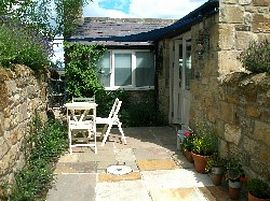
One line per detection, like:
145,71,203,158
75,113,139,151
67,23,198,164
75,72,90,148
96,98,126,146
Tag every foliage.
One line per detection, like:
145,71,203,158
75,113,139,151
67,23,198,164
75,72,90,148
205,153,226,173
239,39,270,74
0,0,91,69
225,157,244,181
95,90,165,127
55,0,91,38
0,24,49,70
182,131,194,151
119,91,165,127
0,0,91,39
191,124,217,156
4,117,67,201
247,178,270,199
64,42,107,97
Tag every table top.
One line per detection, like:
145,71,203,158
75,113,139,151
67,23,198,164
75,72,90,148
64,102,98,110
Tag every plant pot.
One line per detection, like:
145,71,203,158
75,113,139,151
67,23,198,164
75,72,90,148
248,192,270,201
191,152,208,173
184,149,194,163
210,167,223,185
229,180,241,200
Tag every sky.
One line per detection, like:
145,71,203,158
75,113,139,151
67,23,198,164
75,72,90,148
83,0,208,19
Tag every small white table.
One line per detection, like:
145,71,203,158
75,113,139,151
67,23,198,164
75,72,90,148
64,102,98,154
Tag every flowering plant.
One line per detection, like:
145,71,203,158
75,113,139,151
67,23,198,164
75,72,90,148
182,131,194,151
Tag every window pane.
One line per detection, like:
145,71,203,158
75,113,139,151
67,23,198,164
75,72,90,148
115,53,132,86
135,52,154,87
98,52,110,87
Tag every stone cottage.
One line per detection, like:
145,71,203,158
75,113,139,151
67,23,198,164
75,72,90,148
69,0,270,180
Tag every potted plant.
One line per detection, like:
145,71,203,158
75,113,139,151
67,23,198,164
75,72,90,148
191,127,218,173
247,178,270,201
182,130,194,163
206,153,226,185
225,158,244,200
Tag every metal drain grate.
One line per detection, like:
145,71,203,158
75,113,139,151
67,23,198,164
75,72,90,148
107,164,133,175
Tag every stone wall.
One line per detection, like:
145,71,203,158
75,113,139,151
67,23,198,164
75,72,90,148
190,0,270,180
217,73,270,180
219,0,270,75
0,65,47,184
157,39,171,124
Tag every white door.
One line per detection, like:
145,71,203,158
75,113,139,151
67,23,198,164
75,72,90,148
171,35,191,126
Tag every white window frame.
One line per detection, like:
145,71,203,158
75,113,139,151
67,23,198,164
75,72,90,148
104,49,155,91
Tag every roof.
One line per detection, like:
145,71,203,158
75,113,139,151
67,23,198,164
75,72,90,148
67,0,219,47
69,18,176,47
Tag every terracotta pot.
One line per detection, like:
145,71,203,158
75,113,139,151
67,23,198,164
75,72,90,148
210,173,223,186
248,192,270,201
191,152,208,173
184,149,194,163
229,180,241,200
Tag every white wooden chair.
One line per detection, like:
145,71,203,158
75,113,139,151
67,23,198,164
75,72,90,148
96,98,127,146
72,96,95,103
67,101,97,154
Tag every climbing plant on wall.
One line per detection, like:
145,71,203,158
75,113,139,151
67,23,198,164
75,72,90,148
64,42,107,97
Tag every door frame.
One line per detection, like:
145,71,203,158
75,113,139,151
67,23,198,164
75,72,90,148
169,32,191,125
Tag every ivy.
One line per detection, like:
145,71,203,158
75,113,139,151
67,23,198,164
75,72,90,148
64,42,107,97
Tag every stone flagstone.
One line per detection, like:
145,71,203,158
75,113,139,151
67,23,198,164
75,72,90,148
137,159,178,171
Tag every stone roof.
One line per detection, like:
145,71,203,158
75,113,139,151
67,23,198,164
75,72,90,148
68,0,219,47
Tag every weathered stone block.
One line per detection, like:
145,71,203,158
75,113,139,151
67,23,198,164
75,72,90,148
221,0,238,4
239,0,252,5
253,14,270,33
246,105,261,118
219,101,236,123
218,24,235,50
242,136,257,155
254,121,270,147
0,137,10,160
253,0,270,6
224,123,242,145
218,51,244,75
235,31,257,50
219,5,244,24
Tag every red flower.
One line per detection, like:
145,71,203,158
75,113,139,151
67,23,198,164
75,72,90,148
184,131,191,137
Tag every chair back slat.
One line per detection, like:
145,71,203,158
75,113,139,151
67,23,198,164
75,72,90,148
108,98,119,118
72,96,95,103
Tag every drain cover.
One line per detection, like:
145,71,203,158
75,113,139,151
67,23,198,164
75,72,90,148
107,165,133,175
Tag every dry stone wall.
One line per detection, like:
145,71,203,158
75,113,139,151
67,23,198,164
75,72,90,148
190,0,270,180
0,65,47,184
217,73,270,180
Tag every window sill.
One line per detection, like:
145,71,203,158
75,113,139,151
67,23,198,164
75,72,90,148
104,86,154,91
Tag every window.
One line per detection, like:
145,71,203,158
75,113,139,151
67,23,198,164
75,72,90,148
98,50,154,90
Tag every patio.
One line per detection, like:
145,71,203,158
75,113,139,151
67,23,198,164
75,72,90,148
46,126,246,201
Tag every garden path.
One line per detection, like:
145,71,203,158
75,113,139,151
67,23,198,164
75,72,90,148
46,127,246,201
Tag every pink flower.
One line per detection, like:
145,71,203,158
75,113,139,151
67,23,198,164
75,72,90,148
184,131,191,137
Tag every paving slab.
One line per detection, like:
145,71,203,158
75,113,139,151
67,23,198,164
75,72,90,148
137,159,178,171
114,148,136,162
98,171,141,182
46,173,96,201
149,187,210,201
54,162,97,174
95,180,152,201
134,147,171,160
141,169,214,189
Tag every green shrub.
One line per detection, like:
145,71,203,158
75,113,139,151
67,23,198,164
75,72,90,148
5,117,67,201
247,178,270,199
0,25,49,70
191,124,218,156
239,39,270,74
